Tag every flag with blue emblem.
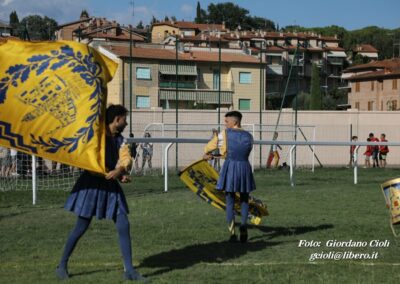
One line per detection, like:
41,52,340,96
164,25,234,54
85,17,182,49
0,40,118,174
179,159,269,225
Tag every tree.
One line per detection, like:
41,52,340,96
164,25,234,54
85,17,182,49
80,10,89,19
195,1,206,24
18,15,58,41
164,16,170,22
291,91,310,110
245,16,275,31
9,10,19,36
150,16,158,26
207,2,249,30
171,16,177,22
136,21,144,29
309,64,322,110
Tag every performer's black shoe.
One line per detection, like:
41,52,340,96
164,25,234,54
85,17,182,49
228,234,238,242
124,270,148,282
55,266,69,280
239,225,248,243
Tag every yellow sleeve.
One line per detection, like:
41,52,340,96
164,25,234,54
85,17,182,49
204,130,227,158
204,134,218,153
220,131,227,157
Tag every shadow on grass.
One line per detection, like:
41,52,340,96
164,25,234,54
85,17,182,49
139,240,280,276
251,224,334,240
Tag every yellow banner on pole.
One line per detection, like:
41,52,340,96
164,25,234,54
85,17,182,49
180,159,269,225
0,40,117,174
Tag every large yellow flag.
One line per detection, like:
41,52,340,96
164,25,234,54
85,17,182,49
0,40,117,174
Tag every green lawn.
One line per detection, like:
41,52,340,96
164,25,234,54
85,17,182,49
1,168,400,283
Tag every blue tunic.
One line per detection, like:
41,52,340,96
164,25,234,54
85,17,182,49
64,134,129,220
217,128,256,193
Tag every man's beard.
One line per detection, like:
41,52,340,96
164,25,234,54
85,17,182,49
116,124,126,133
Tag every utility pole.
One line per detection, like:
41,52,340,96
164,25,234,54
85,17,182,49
217,35,221,131
129,0,134,135
259,42,264,168
175,37,179,171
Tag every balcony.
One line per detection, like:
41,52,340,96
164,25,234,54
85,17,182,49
288,55,304,66
159,81,196,89
159,89,233,104
267,65,283,75
327,57,344,65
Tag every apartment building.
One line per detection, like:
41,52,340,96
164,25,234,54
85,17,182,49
234,32,347,107
0,20,12,37
351,44,379,62
343,58,400,110
56,16,145,45
151,21,226,44
99,45,262,111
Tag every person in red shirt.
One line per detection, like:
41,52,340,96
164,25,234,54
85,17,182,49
364,138,372,168
369,133,380,168
379,133,389,168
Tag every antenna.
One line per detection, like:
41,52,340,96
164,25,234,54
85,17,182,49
130,0,134,18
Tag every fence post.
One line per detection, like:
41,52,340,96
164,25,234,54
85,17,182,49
32,155,37,205
354,145,360,185
289,145,296,187
164,143,174,192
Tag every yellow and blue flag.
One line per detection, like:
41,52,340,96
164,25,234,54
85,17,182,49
0,40,117,174
179,159,269,225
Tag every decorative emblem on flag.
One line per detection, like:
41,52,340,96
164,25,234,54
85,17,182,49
0,40,117,173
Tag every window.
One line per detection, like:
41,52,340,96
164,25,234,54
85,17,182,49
392,100,398,110
371,81,374,91
136,96,150,108
393,79,398,90
355,102,360,110
213,70,220,90
239,99,251,110
367,101,374,111
266,55,282,65
355,82,360,92
239,72,252,84
136,67,151,80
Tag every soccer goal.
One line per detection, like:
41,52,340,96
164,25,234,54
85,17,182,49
0,150,80,203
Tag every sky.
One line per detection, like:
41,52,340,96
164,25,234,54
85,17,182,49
0,0,399,31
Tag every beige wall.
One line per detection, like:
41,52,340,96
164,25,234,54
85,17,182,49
231,64,261,111
151,25,180,43
349,79,400,111
197,64,231,90
124,109,400,169
130,59,159,109
56,24,81,41
107,58,123,105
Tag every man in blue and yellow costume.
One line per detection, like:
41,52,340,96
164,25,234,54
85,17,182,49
203,111,256,243
56,104,146,281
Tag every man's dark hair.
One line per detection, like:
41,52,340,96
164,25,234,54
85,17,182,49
106,104,128,124
369,133,374,138
225,111,242,122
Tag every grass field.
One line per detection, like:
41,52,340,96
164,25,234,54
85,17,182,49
1,167,400,283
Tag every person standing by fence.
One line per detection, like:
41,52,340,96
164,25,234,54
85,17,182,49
140,132,153,174
369,133,380,168
348,136,358,167
379,133,389,168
